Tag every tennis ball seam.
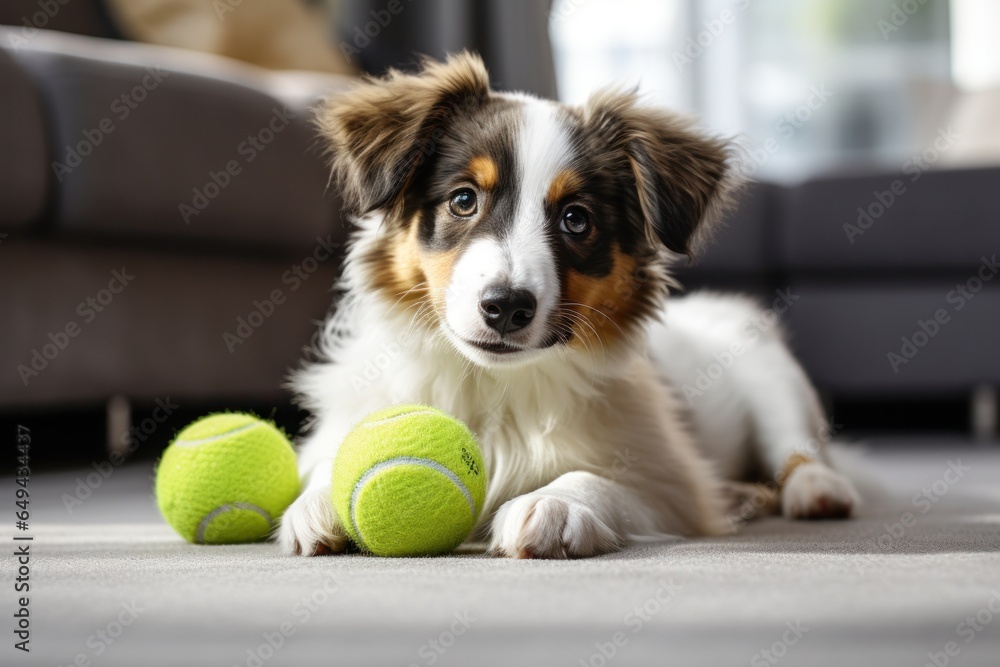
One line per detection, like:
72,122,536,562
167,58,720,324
348,456,475,547
195,502,273,544
359,409,442,429
173,421,262,447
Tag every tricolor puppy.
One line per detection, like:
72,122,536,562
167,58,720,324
278,53,860,558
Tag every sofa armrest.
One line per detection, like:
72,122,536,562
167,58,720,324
3,27,356,252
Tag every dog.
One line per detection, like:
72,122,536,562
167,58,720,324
277,52,860,558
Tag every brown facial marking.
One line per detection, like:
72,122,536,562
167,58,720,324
366,216,459,324
778,453,815,486
420,246,460,314
546,169,583,205
467,155,498,190
563,250,647,347
368,219,425,309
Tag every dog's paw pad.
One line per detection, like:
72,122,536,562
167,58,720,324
782,462,859,520
275,487,348,556
490,494,620,559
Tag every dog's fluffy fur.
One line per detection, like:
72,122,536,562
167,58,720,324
277,53,860,558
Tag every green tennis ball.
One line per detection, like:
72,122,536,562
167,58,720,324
156,413,300,544
332,405,487,557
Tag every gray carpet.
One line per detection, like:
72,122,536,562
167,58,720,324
7,442,1000,666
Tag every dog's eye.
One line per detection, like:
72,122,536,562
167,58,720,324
448,189,478,217
559,206,589,235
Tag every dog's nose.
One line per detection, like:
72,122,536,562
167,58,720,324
479,286,536,335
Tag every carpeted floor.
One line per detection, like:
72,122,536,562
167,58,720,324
7,442,1000,666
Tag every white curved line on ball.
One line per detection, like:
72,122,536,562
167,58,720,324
196,502,273,543
359,410,441,429
174,422,260,447
349,457,474,544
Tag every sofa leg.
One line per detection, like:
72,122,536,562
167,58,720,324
971,384,997,444
106,394,131,457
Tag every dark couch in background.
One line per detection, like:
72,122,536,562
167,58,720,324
680,170,1000,403
1,28,349,411
2,2,998,470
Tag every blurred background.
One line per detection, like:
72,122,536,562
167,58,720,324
552,0,998,176
2,0,998,473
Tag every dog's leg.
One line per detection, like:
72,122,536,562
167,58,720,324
488,471,660,559
739,339,860,520
652,293,860,520
275,457,349,556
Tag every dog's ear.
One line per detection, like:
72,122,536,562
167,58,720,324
317,52,490,217
584,89,734,256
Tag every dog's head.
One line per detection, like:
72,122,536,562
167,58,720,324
321,53,732,367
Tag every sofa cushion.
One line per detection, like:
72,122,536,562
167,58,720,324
783,280,1000,394
694,181,776,273
4,28,354,251
672,181,776,296
0,47,48,228
1,238,342,408
780,166,1000,271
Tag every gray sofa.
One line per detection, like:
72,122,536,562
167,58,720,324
1,28,349,411
680,169,1000,399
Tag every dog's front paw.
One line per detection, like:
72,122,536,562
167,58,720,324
489,494,621,559
276,486,349,556
782,462,860,520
